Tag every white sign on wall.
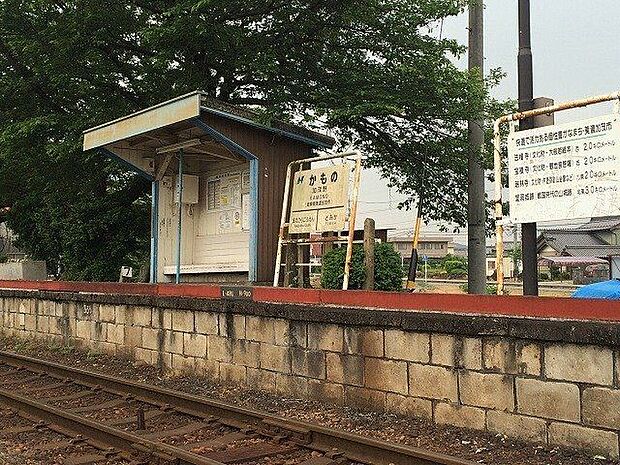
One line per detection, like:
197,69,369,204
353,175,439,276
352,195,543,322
289,164,350,233
508,113,620,223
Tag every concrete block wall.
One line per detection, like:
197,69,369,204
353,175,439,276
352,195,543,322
0,290,619,459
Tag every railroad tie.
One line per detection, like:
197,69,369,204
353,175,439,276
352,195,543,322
105,407,165,426
64,453,110,465
204,442,298,463
69,398,125,413
141,421,206,439
180,431,246,450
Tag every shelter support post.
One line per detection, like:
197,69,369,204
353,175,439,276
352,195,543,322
150,181,159,283
175,149,184,284
493,91,620,294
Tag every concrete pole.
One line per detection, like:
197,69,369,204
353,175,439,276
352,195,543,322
467,0,487,294
518,0,538,296
363,218,375,290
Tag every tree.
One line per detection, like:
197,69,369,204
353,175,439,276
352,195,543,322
0,0,501,280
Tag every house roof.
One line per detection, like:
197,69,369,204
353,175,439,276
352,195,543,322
539,230,606,253
538,256,608,266
576,216,620,232
538,229,620,257
564,245,620,257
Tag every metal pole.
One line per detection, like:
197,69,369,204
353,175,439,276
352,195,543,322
467,0,486,295
518,0,537,296
175,149,184,284
343,156,362,290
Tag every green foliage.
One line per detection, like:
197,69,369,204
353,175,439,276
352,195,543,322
321,243,404,291
539,272,549,281
373,243,405,291
0,0,507,279
320,246,365,290
441,254,466,267
444,259,467,278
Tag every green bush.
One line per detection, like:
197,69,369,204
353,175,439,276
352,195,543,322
320,246,365,290
539,272,549,281
444,259,467,278
373,243,405,291
321,243,404,291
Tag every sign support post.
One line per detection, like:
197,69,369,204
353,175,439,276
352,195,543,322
343,156,362,290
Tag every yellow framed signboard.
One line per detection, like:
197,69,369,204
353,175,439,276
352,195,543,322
288,164,350,233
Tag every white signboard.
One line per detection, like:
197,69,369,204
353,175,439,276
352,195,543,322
289,164,350,233
508,113,620,223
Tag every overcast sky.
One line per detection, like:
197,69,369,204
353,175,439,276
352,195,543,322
357,1,620,241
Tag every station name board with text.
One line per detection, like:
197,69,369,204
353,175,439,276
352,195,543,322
289,164,350,233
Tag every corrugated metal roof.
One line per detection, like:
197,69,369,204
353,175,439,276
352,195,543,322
200,95,336,148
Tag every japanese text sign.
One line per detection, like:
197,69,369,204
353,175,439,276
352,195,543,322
289,163,350,233
508,114,620,223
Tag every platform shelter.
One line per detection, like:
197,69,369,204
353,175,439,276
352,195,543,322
83,92,335,284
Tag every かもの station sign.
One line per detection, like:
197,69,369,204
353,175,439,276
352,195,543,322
508,113,620,223
289,164,350,233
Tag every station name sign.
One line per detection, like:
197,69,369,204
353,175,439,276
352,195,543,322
289,164,350,233
508,114,620,223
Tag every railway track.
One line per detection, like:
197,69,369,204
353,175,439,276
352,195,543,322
0,350,476,465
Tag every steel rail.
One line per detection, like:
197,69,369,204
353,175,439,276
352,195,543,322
0,350,475,465
0,387,224,465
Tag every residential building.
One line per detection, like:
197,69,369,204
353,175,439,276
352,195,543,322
537,217,620,279
389,234,455,266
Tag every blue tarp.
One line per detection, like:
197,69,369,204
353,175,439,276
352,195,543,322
572,279,620,299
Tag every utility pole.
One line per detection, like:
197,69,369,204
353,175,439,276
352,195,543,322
467,0,486,294
518,0,538,295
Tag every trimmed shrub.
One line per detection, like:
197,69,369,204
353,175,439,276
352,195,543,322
320,246,365,290
373,242,405,291
320,243,404,291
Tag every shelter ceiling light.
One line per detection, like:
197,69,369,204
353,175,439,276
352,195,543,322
155,138,202,154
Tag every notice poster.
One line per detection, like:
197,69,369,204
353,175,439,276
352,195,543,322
508,114,620,223
289,163,350,233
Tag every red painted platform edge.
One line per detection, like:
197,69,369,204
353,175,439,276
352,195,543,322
0,280,619,322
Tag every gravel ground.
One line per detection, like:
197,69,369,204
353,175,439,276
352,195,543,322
0,336,617,465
